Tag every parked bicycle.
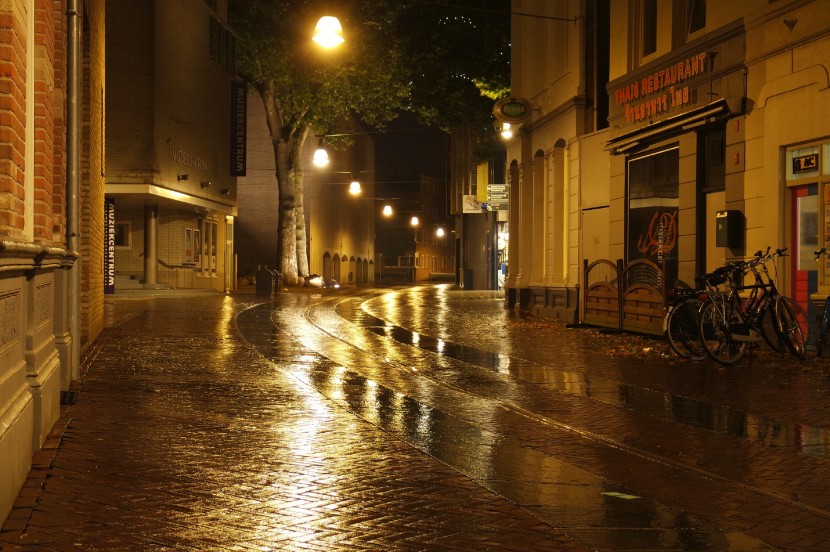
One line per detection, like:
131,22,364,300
664,267,730,361
814,247,830,357
697,248,807,364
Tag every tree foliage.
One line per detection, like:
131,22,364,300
391,0,511,130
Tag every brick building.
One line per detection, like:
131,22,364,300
105,0,238,293
0,0,105,523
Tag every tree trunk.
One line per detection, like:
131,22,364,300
294,127,310,279
259,81,308,287
274,140,299,286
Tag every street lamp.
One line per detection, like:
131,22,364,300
313,16,344,48
312,139,329,167
348,178,362,195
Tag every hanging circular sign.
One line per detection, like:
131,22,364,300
493,96,533,123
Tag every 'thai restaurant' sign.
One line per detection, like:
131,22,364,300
612,51,709,125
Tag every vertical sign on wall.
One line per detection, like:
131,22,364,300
230,80,247,176
104,196,116,294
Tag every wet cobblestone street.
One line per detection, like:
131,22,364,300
2,285,830,551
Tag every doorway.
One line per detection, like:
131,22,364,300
792,184,818,342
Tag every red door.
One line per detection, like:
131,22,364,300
791,185,818,340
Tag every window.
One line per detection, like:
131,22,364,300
687,0,706,35
642,0,657,57
627,147,680,286
209,16,237,74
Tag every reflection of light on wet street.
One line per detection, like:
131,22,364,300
356,288,830,459
230,288,830,550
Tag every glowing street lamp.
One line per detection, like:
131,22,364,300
313,16,344,48
410,215,420,227
382,204,393,217
436,227,445,238
312,139,329,167
348,179,362,195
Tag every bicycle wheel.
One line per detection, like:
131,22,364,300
666,299,707,360
698,300,748,364
775,296,808,360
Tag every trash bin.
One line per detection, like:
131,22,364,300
255,265,274,296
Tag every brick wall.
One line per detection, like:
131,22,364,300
0,3,27,239
33,0,55,242
80,0,105,348
51,0,65,243
104,1,154,179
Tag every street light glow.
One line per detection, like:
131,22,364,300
410,216,420,227
382,204,393,217
349,180,362,195
312,145,329,167
313,16,345,48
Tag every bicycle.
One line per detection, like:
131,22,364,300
814,247,830,357
697,248,808,364
664,286,709,360
664,266,731,361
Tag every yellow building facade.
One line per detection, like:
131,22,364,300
506,0,830,332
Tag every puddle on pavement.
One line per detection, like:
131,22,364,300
341,301,830,459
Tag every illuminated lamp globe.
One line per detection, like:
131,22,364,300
312,147,329,167
313,16,344,48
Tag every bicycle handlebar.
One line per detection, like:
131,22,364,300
698,246,789,286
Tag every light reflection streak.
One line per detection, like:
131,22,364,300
218,296,235,362
247,377,347,547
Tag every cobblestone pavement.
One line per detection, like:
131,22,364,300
1,285,829,551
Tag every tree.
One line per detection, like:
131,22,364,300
229,0,408,285
229,0,510,284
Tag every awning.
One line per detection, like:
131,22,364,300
606,97,742,155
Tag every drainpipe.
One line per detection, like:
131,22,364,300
67,0,82,380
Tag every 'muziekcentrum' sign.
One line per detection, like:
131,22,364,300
612,52,708,124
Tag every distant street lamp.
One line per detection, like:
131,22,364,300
313,16,344,48
348,179,362,195
436,227,445,238
382,204,393,217
410,216,420,227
